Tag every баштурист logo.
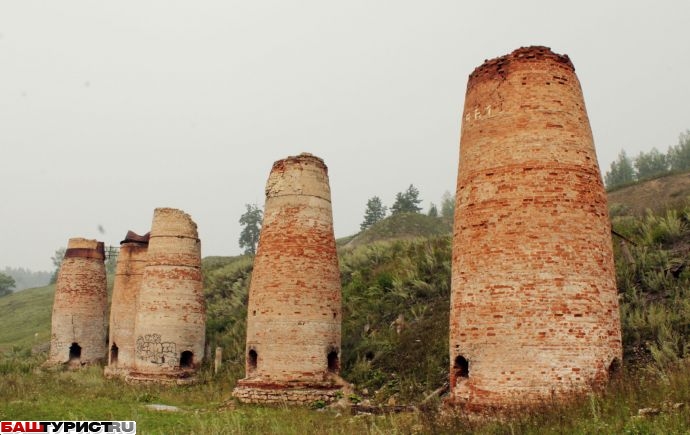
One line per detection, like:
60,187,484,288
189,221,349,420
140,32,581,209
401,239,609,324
1,421,136,434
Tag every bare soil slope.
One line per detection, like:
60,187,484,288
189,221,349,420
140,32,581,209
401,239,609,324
608,172,690,215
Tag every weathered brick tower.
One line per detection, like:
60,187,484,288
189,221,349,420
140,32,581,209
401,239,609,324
47,238,107,366
233,153,343,404
127,208,205,383
104,231,149,378
449,46,622,408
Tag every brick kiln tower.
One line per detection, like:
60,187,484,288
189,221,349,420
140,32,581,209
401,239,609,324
104,231,149,378
127,208,205,383
233,153,343,404
449,46,622,408
48,238,107,366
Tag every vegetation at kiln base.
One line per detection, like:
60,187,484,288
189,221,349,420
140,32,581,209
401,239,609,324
605,129,690,190
202,255,253,360
1,346,690,433
339,238,452,401
0,364,411,434
611,204,690,371
203,233,453,403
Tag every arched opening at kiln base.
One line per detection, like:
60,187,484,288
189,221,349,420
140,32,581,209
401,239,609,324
327,350,339,373
110,343,118,364
248,349,258,371
179,351,193,368
454,355,469,378
608,357,621,380
69,343,81,361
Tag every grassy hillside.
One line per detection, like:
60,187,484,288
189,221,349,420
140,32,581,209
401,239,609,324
2,227,690,432
343,212,451,249
608,171,690,216
2,194,690,432
0,283,54,351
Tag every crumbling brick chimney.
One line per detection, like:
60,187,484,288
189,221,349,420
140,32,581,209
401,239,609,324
104,231,149,378
47,238,107,367
449,46,622,408
127,208,205,383
233,153,343,404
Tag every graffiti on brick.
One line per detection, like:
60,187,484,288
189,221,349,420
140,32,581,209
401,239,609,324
135,333,177,366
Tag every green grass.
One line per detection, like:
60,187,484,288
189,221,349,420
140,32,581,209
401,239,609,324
0,284,54,351
0,363,414,434
0,358,688,434
344,212,451,249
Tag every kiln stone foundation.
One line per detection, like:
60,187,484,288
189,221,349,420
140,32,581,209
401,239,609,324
127,208,205,384
232,153,342,405
449,46,622,408
48,238,107,366
104,231,149,378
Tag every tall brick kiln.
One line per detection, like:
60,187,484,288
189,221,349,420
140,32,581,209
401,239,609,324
127,208,205,383
449,46,622,408
47,238,107,366
233,153,343,404
104,231,149,378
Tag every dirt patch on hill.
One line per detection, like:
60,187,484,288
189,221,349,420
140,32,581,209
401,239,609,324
608,173,690,215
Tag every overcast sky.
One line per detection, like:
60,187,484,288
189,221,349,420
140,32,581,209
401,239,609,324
1,1,689,272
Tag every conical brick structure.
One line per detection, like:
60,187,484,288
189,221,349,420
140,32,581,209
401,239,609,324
233,153,343,405
104,231,149,378
127,208,205,383
449,46,622,408
47,238,107,366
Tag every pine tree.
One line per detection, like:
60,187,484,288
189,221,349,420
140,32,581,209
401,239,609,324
634,148,669,180
440,191,455,224
360,196,387,231
391,185,423,215
668,130,690,172
604,150,636,190
239,204,263,255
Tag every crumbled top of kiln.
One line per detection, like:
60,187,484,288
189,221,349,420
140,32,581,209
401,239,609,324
468,46,574,84
121,230,151,245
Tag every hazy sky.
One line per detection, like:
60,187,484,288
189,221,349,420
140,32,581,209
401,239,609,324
1,1,689,271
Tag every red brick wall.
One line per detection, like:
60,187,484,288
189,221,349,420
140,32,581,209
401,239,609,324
106,239,148,376
131,208,205,379
449,47,622,408
241,153,342,386
48,238,107,365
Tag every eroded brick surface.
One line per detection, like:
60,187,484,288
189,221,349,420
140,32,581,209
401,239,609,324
128,208,205,382
104,236,148,378
449,47,622,408
48,238,107,366
233,153,342,404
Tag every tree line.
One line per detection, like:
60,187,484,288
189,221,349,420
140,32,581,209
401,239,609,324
605,130,690,190
1,267,52,292
360,185,455,231
236,185,457,254
0,266,53,296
